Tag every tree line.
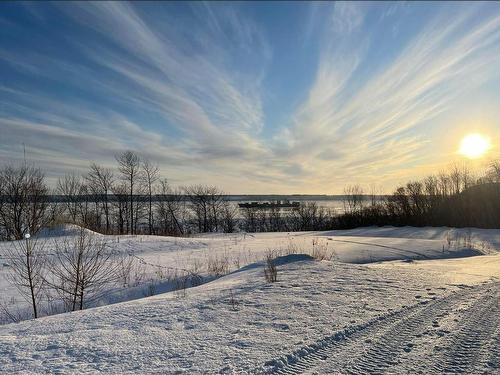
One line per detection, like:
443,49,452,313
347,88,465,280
0,151,234,240
1,153,500,241
336,162,500,229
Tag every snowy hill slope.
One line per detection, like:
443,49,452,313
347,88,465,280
1,225,496,317
0,252,498,374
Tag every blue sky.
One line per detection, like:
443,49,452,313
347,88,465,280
1,2,500,193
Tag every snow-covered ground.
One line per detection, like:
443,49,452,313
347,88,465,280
0,226,499,374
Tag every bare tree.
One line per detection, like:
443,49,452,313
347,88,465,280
57,174,83,224
461,164,475,191
221,200,238,233
46,188,65,228
5,235,46,318
85,163,115,234
49,228,118,311
489,161,500,182
423,175,440,213
142,159,159,235
185,185,208,232
293,202,329,231
156,179,186,235
116,151,141,234
449,164,463,195
438,172,451,198
343,184,364,214
406,181,425,216
77,182,91,227
208,187,226,233
185,185,225,233
112,183,129,235
242,206,258,232
368,183,381,207
390,186,411,217
0,165,49,240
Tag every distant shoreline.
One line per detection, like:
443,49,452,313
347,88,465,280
0,194,388,203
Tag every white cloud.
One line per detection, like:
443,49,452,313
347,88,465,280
2,3,500,193
272,4,500,191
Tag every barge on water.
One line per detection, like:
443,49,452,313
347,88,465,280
238,200,300,209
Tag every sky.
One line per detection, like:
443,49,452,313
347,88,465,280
1,1,500,194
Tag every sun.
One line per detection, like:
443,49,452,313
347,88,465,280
459,133,490,159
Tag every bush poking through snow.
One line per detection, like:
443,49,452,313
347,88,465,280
144,282,157,298
174,276,188,298
207,254,230,277
311,239,335,261
116,254,135,287
442,230,492,255
285,240,299,255
264,251,278,283
228,289,239,311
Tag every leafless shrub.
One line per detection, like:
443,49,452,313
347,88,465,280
264,250,278,283
446,231,453,250
0,300,25,323
48,228,119,311
227,289,238,311
189,258,203,276
463,229,473,249
154,264,166,280
144,282,157,297
444,230,488,254
42,292,65,317
116,254,135,287
232,253,241,270
311,238,334,261
174,275,188,298
5,235,46,318
131,260,148,286
284,240,299,255
207,253,230,277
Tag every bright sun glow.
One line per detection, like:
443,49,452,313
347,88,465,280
459,133,490,159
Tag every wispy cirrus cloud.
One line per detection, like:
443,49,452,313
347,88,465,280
276,2,500,190
1,2,500,193
0,2,273,187
60,2,270,156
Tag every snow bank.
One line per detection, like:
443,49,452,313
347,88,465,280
273,253,314,265
37,223,102,238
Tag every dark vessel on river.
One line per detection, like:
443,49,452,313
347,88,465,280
238,200,300,209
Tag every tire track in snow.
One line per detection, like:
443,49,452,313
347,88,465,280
485,326,500,373
255,282,498,375
416,284,500,374
327,238,432,260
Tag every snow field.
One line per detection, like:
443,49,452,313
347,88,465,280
0,225,498,373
